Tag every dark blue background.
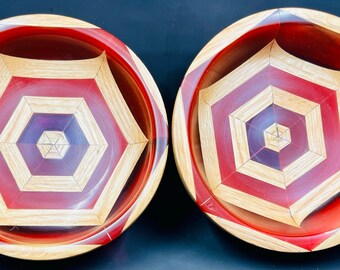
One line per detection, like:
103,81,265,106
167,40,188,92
0,1,339,269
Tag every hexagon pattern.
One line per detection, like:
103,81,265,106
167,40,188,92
0,51,148,227
264,123,291,152
37,131,70,159
174,8,339,252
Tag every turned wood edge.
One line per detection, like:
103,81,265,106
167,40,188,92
172,90,197,201
0,245,100,261
207,213,340,253
0,14,98,28
123,146,169,231
186,8,340,75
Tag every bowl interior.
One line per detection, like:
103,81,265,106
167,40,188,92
0,24,157,245
188,11,339,237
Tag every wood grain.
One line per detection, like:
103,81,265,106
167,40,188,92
270,41,340,91
0,244,100,261
207,213,307,252
95,56,148,144
198,93,222,189
128,48,168,124
172,91,196,199
281,8,340,34
186,10,276,74
0,14,99,28
0,97,33,143
123,146,168,230
173,8,339,252
94,143,147,223
0,52,105,79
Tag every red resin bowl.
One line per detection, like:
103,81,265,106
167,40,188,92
0,14,168,260
173,8,339,252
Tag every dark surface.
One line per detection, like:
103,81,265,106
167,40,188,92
0,0,339,269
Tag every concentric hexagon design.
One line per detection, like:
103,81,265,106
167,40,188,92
226,84,326,189
37,131,70,159
174,8,339,252
264,123,291,152
0,96,107,192
0,51,148,227
0,14,168,260
199,41,337,227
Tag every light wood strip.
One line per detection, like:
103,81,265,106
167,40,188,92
198,94,222,189
290,171,339,225
281,8,340,34
95,57,148,144
0,244,99,261
229,116,250,169
0,55,11,77
0,197,101,226
313,230,340,251
0,56,11,99
37,144,52,158
44,145,62,159
73,145,107,189
283,151,325,186
0,76,11,100
207,213,307,252
0,52,105,79
172,92,196,200
123,146,168,230
0,14,99,29
201,41,272,105
0,97,33,143
23,176,81,192
230,86,273,122
75,100,108,145
272,86,318,116
237,160,285,189
263,123,291,152
213,185,299,227
270,41,340,91
128,48,168,124
0,144,31,189
25,96,83,114
94,143,147,223
305,105,326,157
186,9,276,74
0,145,145,225
55,144,69,158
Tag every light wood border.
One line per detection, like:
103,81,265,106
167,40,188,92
0,14,99,28
0,244,100,261
172,91,196,199
207,213,307,252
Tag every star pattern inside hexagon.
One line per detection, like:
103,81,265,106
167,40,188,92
37,131,70,159
264,123,291,152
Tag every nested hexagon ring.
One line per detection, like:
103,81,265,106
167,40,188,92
173,8,339,252
0,14,168,260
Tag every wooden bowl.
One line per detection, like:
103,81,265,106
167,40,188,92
173,8,339,252
0,14,168,260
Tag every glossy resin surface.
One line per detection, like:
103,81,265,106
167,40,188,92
173,8,339,252
0,14,168,260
